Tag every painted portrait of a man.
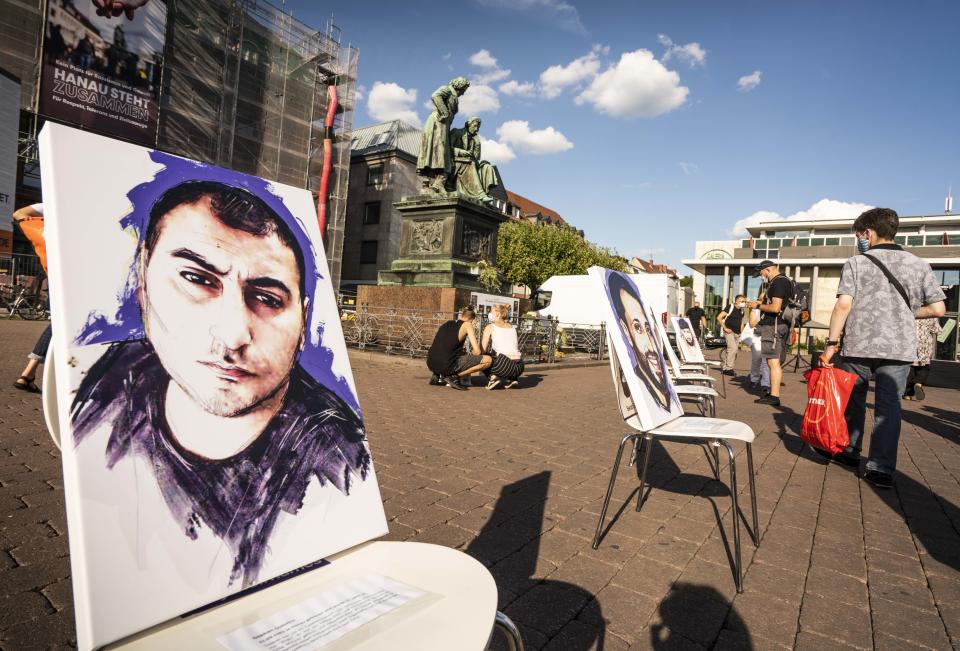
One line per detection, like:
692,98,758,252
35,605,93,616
673,316,705,363
597,270,681,428
41,123,387,650
70,179,371,588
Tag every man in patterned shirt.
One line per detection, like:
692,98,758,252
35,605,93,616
820,208,945,488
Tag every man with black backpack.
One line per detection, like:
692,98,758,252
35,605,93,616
747,260,793,406
820,208,945,488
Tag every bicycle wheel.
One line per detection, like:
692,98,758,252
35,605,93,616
16,301,43,321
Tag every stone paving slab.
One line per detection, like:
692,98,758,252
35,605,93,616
1,320,958,650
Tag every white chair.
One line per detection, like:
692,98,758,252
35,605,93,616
649,310,717,388
592,346,759,593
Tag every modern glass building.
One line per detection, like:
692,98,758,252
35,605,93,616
684,214,960,365
0,0,357,289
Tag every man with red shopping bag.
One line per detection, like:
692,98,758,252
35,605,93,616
801,367,859,455
820,208,945,488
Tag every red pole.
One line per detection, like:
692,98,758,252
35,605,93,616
317,83,338,239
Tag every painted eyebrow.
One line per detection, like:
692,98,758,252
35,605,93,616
247,277,292,300
171,248,227,276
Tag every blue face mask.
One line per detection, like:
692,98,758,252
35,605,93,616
857,237,870,254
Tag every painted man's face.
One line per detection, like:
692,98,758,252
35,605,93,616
616,287,670,409
681,325,696,346
141,198,305,417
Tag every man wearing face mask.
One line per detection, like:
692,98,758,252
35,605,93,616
819,208,945,488
746,261,792,406
716,294,746,376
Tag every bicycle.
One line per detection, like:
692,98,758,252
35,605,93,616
0,284,50,320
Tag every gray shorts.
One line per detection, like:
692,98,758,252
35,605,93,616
758,324,786,360
453,353,484,374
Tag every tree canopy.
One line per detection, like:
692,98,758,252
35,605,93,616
496,221,627,293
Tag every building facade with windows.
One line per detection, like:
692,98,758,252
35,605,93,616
0,0,358,288
683,214,960,365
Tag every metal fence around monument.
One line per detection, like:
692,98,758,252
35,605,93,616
339,303,607,364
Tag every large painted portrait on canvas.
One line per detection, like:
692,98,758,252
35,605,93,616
672,316,705,363
41,123,386,649
590,268,682,430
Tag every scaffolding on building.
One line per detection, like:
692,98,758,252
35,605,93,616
3,0,358,290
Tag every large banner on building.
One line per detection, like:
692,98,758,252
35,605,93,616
39,0,167,146
0,68,20,255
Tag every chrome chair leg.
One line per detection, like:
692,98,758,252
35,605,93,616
593,433,637,549
492,611,524,651
724,441,743,593
710,441,721,481
635,434,653,512
746,442,760,545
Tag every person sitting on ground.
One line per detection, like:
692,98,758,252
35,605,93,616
426,308,492,390
481,304,524,390
11,203,50,393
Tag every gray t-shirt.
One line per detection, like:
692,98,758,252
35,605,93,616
837,244,946,362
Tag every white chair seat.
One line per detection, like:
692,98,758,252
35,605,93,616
672,372,717,384
673,384,718,398
650,416,755,443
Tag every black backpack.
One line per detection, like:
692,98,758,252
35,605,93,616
780,278,809,327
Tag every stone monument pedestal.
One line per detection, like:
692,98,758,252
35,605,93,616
377,195,507,291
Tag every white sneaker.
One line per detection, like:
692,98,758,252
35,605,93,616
504,380,519,389
486,376,501,390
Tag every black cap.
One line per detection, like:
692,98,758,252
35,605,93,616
750,260,776,277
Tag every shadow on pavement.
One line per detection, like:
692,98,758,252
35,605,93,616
901,404,960,445
770,395,960,575
466,471,605,650
651,582,753,650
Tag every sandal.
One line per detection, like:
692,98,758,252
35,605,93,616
13,377,40,393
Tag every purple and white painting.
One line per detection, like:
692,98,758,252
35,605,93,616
589,267,683,431
672,316,706,363
40,123,387,650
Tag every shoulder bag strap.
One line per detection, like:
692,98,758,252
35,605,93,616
862,253,910,308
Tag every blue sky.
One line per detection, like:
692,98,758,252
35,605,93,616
289,0,960,274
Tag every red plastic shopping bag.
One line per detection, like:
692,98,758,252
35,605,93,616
801,367,858,454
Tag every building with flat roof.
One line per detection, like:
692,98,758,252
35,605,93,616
683,213,960,364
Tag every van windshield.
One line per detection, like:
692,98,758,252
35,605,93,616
534,290,553,311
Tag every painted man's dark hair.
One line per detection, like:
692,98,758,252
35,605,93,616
143,181,306,298
608,272,644,326
853,208,899,240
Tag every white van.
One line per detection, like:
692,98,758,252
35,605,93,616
532,273,680,330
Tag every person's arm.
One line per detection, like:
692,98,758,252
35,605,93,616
481,324,492,353
716,309,730,332
463,323,482,355
819,294,853,367
916,302,946,319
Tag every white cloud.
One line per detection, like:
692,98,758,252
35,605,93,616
478,136,516,164
730,199,874,237
469,49,498,68
658,34,707,67
499,80,537,97
459,84,501,114
475,0,586,35
678,162,698,175
367,81,419,125
442,53,452,61
539,50,602,99
354,84,367,101
737,70,762,92
496,120,573,154
473,68,512,85
575,49,689,118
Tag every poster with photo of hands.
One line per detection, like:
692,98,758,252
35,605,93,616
589,267,682,431
40,123,387,650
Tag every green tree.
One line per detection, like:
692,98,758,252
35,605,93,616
497,221,627,294
680,275,693,288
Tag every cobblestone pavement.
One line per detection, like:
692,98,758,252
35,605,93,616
1,319,958,650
